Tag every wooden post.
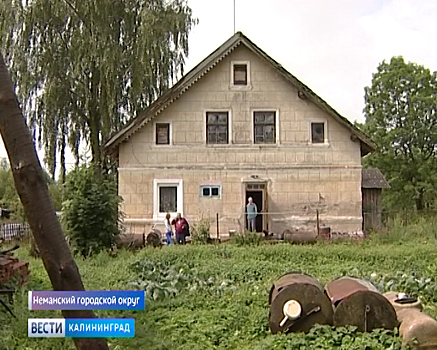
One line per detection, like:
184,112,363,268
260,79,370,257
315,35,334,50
216,212,219,240
316,209,320,235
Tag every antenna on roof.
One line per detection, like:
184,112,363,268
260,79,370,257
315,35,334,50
233,0,236,34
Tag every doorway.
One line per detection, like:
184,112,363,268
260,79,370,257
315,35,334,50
245,183,267,232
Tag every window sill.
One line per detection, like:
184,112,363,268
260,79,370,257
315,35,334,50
307,142,330,147
229,84,253,91
152,143,173,148
206,143,232,147
253,143,280,148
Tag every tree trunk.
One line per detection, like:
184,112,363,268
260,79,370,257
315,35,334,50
0,53,108,349
415,191,424,211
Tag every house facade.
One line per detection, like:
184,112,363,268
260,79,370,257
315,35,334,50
105,32,374,239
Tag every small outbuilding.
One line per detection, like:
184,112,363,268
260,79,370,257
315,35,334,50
361,168,390,232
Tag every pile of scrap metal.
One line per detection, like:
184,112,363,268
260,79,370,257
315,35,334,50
0,244,30,317
269,273,437,349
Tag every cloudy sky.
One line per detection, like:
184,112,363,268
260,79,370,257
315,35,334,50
2,0,437,160
186,0,437,122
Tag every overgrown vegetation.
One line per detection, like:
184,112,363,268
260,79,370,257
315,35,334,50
61,165,122,256
232,230,263,246
3,226,436,349
369,213,437,243
190,218,211,244
2,216,436,347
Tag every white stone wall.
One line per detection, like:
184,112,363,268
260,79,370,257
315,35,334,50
118,44,363,238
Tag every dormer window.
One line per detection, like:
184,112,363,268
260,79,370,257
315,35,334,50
231,61,251,89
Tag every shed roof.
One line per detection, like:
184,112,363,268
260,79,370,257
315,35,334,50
104,31,375,156
362,168,390,189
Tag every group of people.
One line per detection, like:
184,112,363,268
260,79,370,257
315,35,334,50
163,212,189,245
163,197,258,246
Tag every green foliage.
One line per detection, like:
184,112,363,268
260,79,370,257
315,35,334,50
5,239,431,350
364,56,437,211
369,213,437,244
0,165,24,220
0,160,64,220
0,0,197,170
47,182,63,212
232,230,262,246
366,271,437,303
61,165,122,256
191,218,211,244
129,259,235,301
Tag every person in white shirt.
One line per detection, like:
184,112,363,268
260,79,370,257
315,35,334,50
164,213,173,245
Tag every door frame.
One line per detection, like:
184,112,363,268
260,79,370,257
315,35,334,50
244,182,268,232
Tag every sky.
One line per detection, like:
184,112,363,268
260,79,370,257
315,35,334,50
2,0,437,161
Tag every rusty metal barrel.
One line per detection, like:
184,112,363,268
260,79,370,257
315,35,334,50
146,227,162,247
325,277,399,332
269,273,334,334
283,230,318,244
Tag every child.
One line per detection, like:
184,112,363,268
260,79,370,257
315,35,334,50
164,213,173,245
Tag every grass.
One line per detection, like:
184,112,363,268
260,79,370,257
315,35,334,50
1,235,436,349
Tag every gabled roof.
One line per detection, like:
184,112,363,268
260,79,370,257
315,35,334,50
362,168,390,189
104,31,375,156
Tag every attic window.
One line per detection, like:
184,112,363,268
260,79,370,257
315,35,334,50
233,64,247,85
311,122,325,144
156,123,170,145
231,61,251,88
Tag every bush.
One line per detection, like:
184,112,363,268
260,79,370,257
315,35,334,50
231,230,262,246
369,213,437,243
191,218,210,244
62,165,122,257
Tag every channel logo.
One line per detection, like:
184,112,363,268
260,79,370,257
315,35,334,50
28,318,135,338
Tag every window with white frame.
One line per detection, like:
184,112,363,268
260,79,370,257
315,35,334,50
311,122,326,144
206,112,229,144
200,185,221,198
231,61,251,88
153,179,183,219
254,111,276,144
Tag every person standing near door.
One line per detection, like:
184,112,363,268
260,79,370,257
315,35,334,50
246,197,258,232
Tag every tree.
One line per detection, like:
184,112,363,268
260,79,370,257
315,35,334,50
0,0,196,176
0,52,108,350
363,56,437,211
62,165,122,256
0,160,62,218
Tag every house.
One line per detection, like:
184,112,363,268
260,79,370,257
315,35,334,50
361,168,390,232
104,32,374,239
